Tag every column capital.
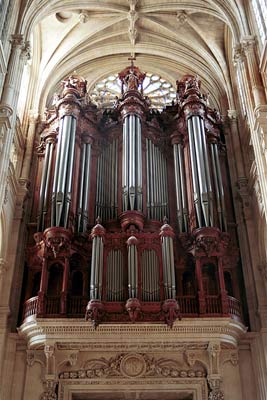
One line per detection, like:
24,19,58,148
227,109,238,121
9,34,24,47
28,110,40,124
20,40,31,61
0,258,7,276
241,35,256,53
233,44,245,65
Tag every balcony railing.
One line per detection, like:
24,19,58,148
177,295,198,314
22,294,243,322
23,296,38,318
206,295,222,314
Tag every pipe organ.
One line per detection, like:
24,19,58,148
22,64,244,328
122,115,142,211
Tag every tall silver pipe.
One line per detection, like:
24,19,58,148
178,143,188,231
51,125,63,226
173,143,188,232
90,237,96,299
173,144,183,231
159,151,164,221
154,146,159,219
211,144,222,229
64,118,76,227
214,144,227,230
56,116,72,226
83,143,91,228
211,143,227,231
122,114,142,212
78,143,86,230
161,229,176,299
114,139,118,217
42,142,53,229
163,155,168,217
200,118,213,225
192,116,209,226
127,237,138,298
188,118,201,226
38,141,51,231
111,140,115,218
91,235,104,300
146,139,151,218
137,117,142,210
51,115,76,227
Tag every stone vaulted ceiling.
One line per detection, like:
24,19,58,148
22,0,247,113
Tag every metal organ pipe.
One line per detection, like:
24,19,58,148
187,115,213,227
51,115,76,227
90,223,105,300
122,115,143,212
146,139,169,220
141,249,160,301
127,236,138,298
160,222,176,299
106,249,124,301
95,139,118,222
211,143,227,231
78,142,91,232
173,142,188,232
37,139,54,232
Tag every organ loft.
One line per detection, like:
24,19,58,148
22,61,244,329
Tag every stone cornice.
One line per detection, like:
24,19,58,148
18,317,247,349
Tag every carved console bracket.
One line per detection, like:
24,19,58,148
162,299,181,328
85,299,105,328
125,297,142,323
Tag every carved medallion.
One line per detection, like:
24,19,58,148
120,353,146,378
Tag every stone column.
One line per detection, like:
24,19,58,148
0,258,7,301
0,34,30,212
41,345,58,400
207,342,224,400
241,36,266,109
20,110,39,183
227,111,246,181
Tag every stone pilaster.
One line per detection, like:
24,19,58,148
241,36,266,109
20,110,39,182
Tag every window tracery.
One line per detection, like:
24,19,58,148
252,0,266,43
90,73,177,110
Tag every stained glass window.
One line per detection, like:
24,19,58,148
90,73,177,110
252,0,266,43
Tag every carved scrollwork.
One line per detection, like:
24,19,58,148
85,299,105,328
40,380,57,400
125,298,142,323
43,227,71,257
59,353,206,380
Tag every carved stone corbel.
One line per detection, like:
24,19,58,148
208,341,221,374
0,258,7,277
44,344,56,375
208,376,224,400
40,379,58,400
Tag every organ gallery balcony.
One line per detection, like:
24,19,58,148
22,293,243,324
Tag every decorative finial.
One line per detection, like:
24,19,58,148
163,216,168,225
96,216,101,225
128,55,136,68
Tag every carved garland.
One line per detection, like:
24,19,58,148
59,353,206,380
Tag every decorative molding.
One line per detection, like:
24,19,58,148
79,10,90,23
176,11,188,25
18,318,247,348
59,352,206,379
0,258,7,276
40,379,58,400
